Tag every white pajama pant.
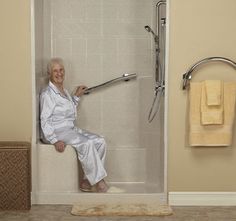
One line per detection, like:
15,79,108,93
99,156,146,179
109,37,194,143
55,127,107,186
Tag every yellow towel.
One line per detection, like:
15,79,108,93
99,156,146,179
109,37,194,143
201,80,223,125
189,82,236,146
205,80,222,105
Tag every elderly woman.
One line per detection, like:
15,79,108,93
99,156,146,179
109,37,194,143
40,57,108,193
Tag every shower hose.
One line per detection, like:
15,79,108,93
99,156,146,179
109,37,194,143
148,84,164,123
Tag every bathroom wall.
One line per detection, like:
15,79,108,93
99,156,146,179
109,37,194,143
36,0,164,187
4,0,236,194
168,0,236,191
0,0,31,142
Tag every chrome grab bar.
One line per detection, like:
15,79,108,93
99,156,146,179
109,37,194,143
182,56,236,90
84,73,137,94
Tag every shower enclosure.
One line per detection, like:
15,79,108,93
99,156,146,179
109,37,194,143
32,0,168,204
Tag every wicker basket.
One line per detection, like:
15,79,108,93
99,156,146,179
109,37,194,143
0,142,31,210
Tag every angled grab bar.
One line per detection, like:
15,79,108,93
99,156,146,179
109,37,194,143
84,73,137,94
182,56,236,90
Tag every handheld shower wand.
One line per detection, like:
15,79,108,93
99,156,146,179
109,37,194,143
144,25,158,43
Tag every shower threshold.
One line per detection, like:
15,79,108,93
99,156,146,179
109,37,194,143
34,183,166,205
34,191,167,205
107,182,163,194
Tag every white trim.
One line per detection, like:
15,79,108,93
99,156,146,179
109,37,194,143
35,192,167,205
169,192,236,206
30,0,37,205
164,0,170,198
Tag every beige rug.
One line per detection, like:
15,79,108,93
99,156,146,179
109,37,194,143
71,203,173,216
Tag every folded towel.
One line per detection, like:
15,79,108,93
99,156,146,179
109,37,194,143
205,80,222,105
201,80,223,125
189,82,236,146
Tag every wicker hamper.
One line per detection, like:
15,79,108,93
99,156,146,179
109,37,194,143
0,142,31,210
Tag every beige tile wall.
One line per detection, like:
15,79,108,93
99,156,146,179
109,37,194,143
36,0,164,187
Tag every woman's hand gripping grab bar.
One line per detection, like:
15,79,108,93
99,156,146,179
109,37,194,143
84,73,137,94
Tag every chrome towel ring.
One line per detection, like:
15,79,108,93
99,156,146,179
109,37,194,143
182,56,236,90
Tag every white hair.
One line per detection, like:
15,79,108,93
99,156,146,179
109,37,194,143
47,57,65,75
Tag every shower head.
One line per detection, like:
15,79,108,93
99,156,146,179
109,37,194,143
144,25,158,42
144,25,151,32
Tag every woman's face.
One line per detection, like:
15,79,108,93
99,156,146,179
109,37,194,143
50,63,65,86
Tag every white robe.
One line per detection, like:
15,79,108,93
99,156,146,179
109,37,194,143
40,81,107,185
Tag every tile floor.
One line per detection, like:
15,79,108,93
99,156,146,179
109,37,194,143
1,205,236,221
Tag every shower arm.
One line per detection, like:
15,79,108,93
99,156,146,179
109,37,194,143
182,56,236,90
84,73,137,94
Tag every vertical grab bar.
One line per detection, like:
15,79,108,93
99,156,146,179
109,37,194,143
156,0,166,85
147,0,166,123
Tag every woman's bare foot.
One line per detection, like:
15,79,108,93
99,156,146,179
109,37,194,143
96,179,109,193
80,179,92,192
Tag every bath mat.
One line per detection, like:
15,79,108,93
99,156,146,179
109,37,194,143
71,203,172,216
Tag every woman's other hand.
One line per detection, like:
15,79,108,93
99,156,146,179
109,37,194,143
54,141,66,152
75,85,88,97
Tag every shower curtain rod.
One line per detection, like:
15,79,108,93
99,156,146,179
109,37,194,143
84,73,137,94
182,56,236,90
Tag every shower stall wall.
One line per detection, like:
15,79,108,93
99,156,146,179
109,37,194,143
33,0,167,204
